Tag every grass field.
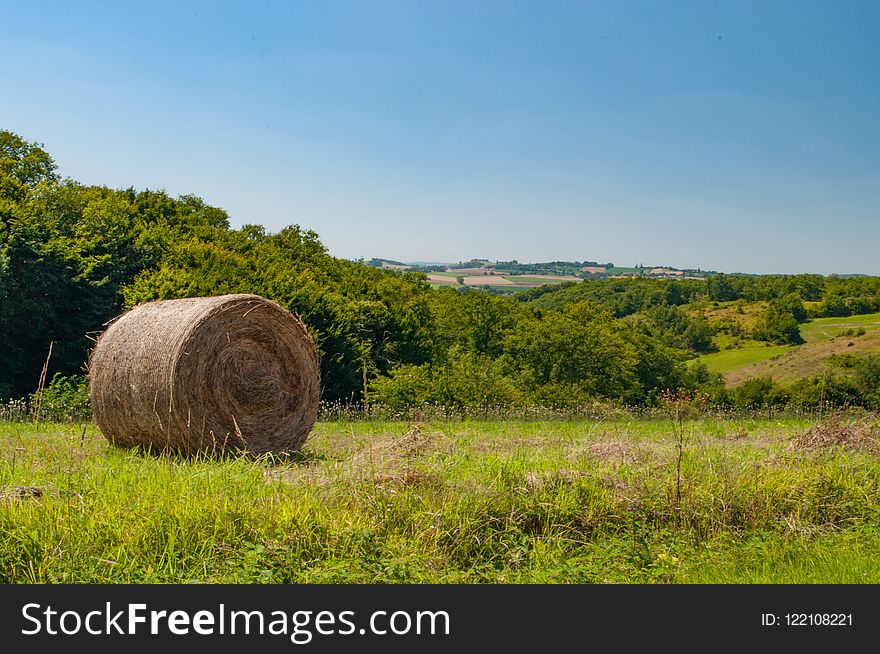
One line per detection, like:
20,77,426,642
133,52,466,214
698,345,794,375
3,415,880,583
799,313,880,342
698,312,880,384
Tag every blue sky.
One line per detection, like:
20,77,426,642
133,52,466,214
2,1,878,273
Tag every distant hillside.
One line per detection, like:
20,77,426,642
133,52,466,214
699,312,880,387
364,256,716,285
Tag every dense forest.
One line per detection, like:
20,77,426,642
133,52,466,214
2,131,879,414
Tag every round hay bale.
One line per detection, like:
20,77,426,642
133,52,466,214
88,294,320,455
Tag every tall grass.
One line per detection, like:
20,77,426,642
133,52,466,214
1,416,878,583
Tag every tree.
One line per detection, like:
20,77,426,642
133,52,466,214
854,354,880,408
504,302,640,401
777,293,808,322
0,131,57,201
706,273,739,302
753,304,803,345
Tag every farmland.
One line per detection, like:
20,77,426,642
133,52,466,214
3,414,880,583
425,271,582,290
392,259,708,291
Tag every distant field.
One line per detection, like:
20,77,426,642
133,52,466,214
699,312,880,385
800,313,880,342
605,267,641,275
425,272,581,289
427,274,458,285
427,271,461,277
504,275,582,284
727,331,880,386
699,345,795,375
446,267,489,275
463,275,514,286
468,275,580,288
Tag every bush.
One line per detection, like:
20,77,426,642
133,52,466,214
731,377,788,409
371,354,521,414
752,305,803,345
854,355,880,409
787,373,860,409
31,374,91,422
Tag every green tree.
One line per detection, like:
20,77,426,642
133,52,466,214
854,354,880,408
753,304,803,345
706,272,739,302
0,131,58,202
1,131,61,394
504,302,639,401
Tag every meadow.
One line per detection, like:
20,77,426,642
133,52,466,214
698,344,795,375
2,414,879,583
698,312,880,383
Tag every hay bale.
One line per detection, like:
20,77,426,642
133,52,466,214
88,294,320,455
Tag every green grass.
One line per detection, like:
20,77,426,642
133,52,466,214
2,416,879,583
698,312,880,381
697,345,794,374
799,313,880,343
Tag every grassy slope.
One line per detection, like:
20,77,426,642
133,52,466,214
699,345,794,375
726,331,880,386
698,312,880,385
3,417,880,583
800,313,880,341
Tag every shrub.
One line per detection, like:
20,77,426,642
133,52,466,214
788,373,860,409
731,377,786,409
31,374,90,422
752,305,803,345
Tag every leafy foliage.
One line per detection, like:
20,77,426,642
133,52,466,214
2,129,879,412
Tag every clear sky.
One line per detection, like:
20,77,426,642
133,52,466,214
2,1,878,274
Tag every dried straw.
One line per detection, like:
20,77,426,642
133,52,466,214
88,294,320,455
790,413,880,455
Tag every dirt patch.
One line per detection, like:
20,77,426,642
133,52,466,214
790,415,880,454
726,331,880,387
427,274,458,284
